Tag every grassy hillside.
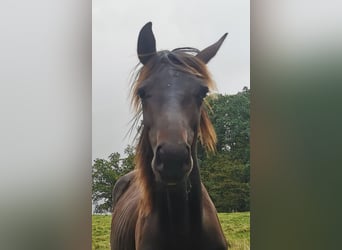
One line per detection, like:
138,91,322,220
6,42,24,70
92,212,250,250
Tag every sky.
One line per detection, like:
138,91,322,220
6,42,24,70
93,0,250,160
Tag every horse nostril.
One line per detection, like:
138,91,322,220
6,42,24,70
185,144,191,158
156,145,165,164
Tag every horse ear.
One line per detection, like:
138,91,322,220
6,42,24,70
196,33,228,64
137,22,157,65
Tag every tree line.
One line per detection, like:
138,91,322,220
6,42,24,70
92,87,250,213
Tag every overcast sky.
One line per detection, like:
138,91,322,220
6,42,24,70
93,0,250,160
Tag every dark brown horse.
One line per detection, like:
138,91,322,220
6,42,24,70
111,22,228,250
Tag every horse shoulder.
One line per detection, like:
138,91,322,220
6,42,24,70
111,181,140,250
201,183,228,250
112,170,137,208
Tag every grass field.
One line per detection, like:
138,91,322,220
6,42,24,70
92,212,249,250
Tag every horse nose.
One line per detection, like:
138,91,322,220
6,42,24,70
154,143,192,182
156,143,190,165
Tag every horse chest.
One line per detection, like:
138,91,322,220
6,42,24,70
136,209,197,250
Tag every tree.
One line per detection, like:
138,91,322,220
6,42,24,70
206,87,250,164
200,153,250,212
199,87,250,212
92,146,135,213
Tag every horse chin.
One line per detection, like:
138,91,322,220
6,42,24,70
153,172,188,191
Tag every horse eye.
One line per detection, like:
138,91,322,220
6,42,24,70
137,87,146,99
199,86,209,99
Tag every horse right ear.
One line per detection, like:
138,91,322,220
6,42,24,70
137,22,157,65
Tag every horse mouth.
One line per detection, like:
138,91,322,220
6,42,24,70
163,179,184,187
160,179,189,191
152,161,192,186
166,182,177,186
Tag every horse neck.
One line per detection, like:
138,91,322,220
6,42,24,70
156,186,190,232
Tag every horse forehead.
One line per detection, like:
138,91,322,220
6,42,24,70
150,67,198,91
152,67,181,82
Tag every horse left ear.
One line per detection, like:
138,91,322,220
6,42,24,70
196,33,228,64
137,22,157,65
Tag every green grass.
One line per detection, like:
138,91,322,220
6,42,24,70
218,212,250,250
92,212,250,250
92,215,111,250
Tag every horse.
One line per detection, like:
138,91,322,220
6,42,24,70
111,22,228,250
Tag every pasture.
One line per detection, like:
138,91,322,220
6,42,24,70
92,212,250,250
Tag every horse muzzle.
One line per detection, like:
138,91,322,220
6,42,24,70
152,142,193,185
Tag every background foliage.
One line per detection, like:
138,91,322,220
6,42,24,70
92,88,250,213
200,87,250,212
92,146,135,213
